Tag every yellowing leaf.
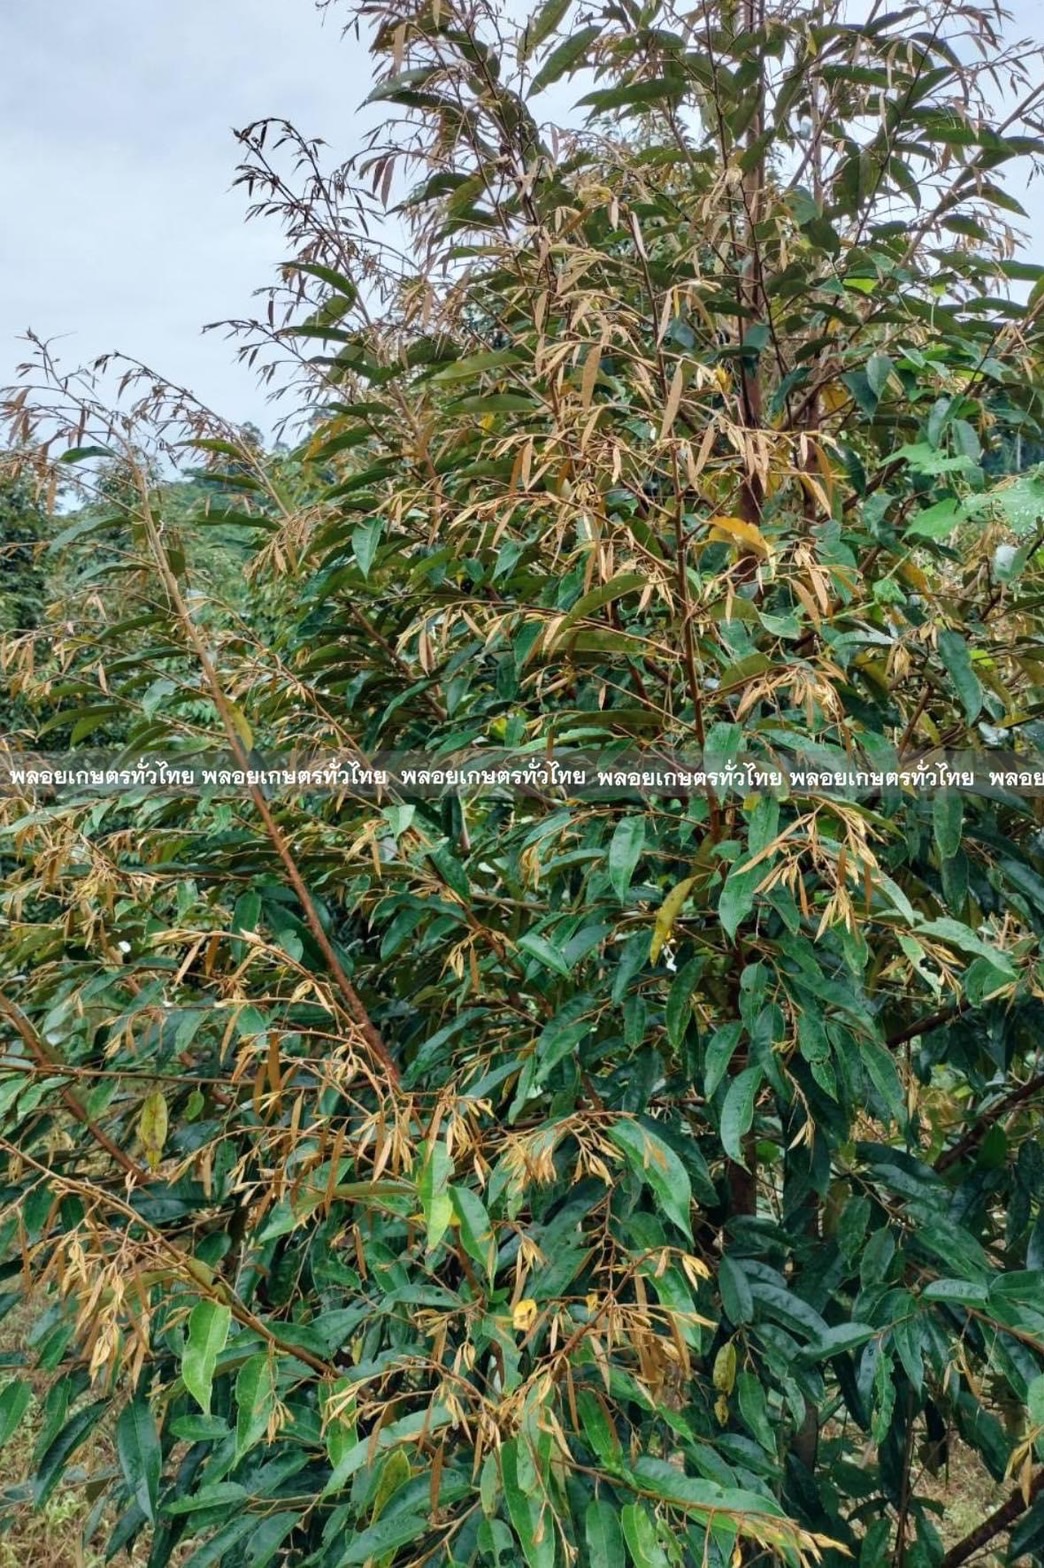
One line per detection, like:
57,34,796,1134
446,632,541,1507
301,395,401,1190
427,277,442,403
660,363,685,440
580,340,602,411
226,702,253,752
512,1298,538,1332
138,1091,168,1172
897,560,929,593
371,1448,412,1522
713,1339,737,1395
707,516,770,558
649,876,695,964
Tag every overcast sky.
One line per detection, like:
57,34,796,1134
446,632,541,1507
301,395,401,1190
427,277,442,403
3,0,1044,448
0,0,379,442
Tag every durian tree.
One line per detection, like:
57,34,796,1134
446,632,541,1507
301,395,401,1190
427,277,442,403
3,1,1044,1565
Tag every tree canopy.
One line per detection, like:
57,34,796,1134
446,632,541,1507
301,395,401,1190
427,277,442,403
3,0,1044,1565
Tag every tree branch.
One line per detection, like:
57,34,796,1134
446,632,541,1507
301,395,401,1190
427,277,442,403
0,990,147,1183
935,1070,1044,1173
135,479,400,1090
938,1467,1044,1568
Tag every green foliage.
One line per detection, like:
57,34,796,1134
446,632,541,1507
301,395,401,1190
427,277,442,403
2,0,1044,1565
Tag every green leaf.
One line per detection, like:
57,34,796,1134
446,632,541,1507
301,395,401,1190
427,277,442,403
451,393,541,413
450,1184,496,1283
750,1281,828,1341
982,468,1044,534
164,1483,249,1516
737,1371,776,1453
0,1380,31,1450
718,857,765,940
180,1515,259,1568
841,370,879,416
620,1503,669,1568
182,1300,231,1416
577,1389,623,1467
871,1347,896,1444
865,353,894,396
859,1038,906,1124
519,0,572,58
720,1067,762,1165
580,78,686,115
116,1399,162,1522
339,1512,431,1564
33,1401,108,1509
608,1119,692,1235
608,816,645,903
630,1456,786,1517
1027,1373,1044,1429
421,1138,454,1253
321,1408,452,1498
551,573,647,650
906,497,969,539
58,444,115,463
719,1254,754,1326
998,859,1044,917
501,1437,555,1568
801,1322,878,1361
244,1512,299,1567
921,1278,989,1305
291,261,358,301
933,791,962,860
518,930,573,977
353,519,383,579
891,1316,925,1394
936,630,982,723
528,25,600,95
586,1499,625,1568
963,956,1015,1004
1010,1497,1044,1562
915,917,1015,975
704,1022,743,1099
569,628,646,656
430,348,523,383
665,957,703,1049
235,1353,276,1460
168,1415,230,1442
895,442,977,477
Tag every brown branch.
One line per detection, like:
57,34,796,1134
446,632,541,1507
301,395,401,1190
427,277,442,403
883,1003,1043,1173
0,1138,339,1380
134,482,400,1090
885,998,970,1052
938,1466,1044,1568
0,990,147,1183
626,217,721,837
935,1070,1044,1174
